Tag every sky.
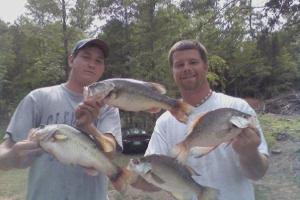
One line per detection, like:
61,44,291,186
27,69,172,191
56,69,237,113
0,0,27,23
0,0,267,24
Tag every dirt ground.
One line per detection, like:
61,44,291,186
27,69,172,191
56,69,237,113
108,138,300,200
255,139,300,200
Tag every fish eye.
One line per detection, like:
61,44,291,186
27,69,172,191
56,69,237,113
38,124,46,129
132,159,140,165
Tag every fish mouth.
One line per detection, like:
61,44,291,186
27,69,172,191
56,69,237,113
85,81,115,100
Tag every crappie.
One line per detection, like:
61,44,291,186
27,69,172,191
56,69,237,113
127,154,219,200
84,78,194,123
30,124,131,191
172,108,256,162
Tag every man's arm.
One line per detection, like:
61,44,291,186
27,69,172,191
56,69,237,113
75,98,117,154
232,127,269,180
0,136,43,170
84,125,117,154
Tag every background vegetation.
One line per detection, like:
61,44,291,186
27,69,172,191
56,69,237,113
0,0,299,133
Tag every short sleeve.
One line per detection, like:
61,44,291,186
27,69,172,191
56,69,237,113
144,116,170,156
97,105,122,151
6,92,41,142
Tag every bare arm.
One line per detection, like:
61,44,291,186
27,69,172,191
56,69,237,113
232,127,269,180
75,98,117,154
0,136,43,170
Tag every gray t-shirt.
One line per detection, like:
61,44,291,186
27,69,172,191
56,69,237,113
6,84,122,200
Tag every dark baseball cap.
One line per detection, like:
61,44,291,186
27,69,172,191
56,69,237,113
71,38,109,58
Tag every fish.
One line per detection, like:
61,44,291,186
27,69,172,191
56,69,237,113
171,108,256,163
127,154,219,200
83,78,194,123
29,124,132,192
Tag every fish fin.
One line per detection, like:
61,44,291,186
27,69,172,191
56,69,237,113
53,133,68,141
186,112,207,135
171,100,195,124
191,146,217,158
198,186,219,200
149,172,165,184
81,166,99,176
130,175,162,192
110,167,134,192
184,165,200,176
145,107,162,113
148,82,167,94
225,139,234,148
230,116,250,129
170,192,185,200
171,143,189,163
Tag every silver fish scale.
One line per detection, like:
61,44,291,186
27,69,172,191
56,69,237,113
108,79,178,106
145,155,200,187
193,108,250,132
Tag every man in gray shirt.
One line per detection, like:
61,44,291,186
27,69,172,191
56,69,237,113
0,38,122,200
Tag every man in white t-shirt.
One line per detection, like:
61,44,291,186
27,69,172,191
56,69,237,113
144,39,269,200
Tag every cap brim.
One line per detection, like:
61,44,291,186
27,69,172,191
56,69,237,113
77,38,109,58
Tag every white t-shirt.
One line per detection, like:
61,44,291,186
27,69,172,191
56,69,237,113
145,91,269,200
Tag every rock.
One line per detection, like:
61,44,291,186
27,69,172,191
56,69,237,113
276,132,289,141
271,147,282,154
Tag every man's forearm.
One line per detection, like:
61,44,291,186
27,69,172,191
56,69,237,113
81,124,117,153
0,140,15,170
239,150,269,180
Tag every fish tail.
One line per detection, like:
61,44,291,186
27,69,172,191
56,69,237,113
109,167,134,192
171,101,194,124
198,187,219,200
171,143,189,163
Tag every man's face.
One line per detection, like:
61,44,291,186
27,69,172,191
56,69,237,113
172,49,208,91
68,46,105,86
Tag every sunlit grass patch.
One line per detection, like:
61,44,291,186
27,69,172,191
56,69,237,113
258,114,300,148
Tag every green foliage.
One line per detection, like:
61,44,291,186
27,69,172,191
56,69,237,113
207,55,228,92
26,0,61,25
69,0,95,30
0,0,299,122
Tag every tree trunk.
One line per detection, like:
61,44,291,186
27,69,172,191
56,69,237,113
61,0,69,79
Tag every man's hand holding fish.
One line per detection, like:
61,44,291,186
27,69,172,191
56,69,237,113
232,126,269,180
75,97,117,155
0,134,43,170
75,97,103,128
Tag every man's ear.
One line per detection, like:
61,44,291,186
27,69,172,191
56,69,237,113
204,63,209,71
68,54,74,68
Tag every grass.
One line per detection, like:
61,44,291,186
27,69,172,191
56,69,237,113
0,169,28,200
0,154,142,200
259,113,300,148
0,126,5,143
